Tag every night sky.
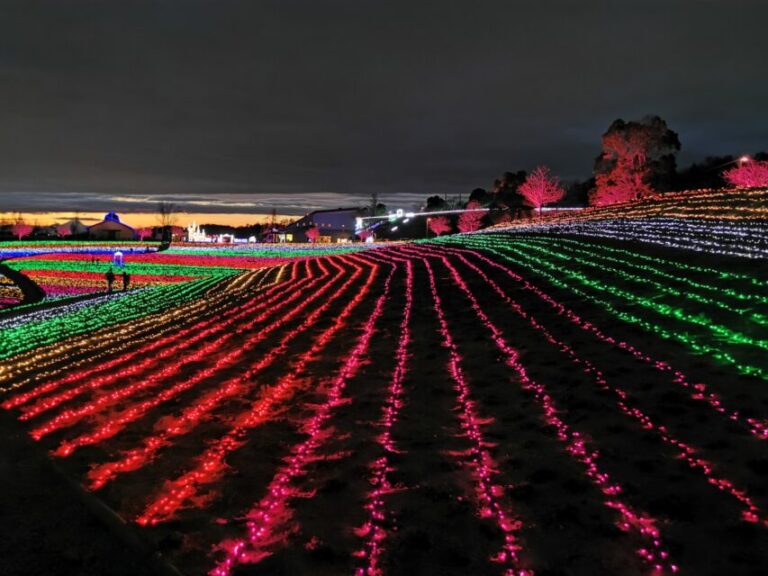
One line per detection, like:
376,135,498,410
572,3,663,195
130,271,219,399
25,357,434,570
1,0,767,216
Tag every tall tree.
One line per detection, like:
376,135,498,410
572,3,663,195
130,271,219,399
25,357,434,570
157,202,177,244
518,166,566,215
425,195,447,211
590,116,680,206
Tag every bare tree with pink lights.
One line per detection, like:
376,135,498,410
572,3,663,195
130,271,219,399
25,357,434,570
305,226,320,243
518,166,566,216
136,227,154,241
457,201,486,233
11,219,33,240
428,215,452,236
723,159,768,188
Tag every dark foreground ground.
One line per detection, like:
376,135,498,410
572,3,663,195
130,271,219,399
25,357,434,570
0,411,163,576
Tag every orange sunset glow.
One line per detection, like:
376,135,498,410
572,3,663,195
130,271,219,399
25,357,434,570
0,211,298,228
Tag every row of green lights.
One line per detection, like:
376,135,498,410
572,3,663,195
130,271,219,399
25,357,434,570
495,238,768,355
164,246,372,258
517,236,768,322
5,260,240,277
0,276,221,361
436,234,768,381
522,234,768,289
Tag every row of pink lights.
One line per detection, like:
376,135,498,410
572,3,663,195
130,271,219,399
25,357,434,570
416,244,766,526
397,244,677,574
352,258,413,576
208,260,395,576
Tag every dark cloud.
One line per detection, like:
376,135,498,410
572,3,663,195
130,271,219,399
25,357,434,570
1,0,767,212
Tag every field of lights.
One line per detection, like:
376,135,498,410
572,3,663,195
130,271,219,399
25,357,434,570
1,190,767,576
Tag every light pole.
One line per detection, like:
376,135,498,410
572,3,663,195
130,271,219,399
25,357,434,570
425,217,431,239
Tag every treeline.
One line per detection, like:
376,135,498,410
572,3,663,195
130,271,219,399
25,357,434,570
423,115,768,214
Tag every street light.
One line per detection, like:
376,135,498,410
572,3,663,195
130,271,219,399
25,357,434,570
425,217,431,238
739,155,751,165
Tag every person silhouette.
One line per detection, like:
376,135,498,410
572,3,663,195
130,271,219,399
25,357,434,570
106,268,115,293
122,271,130,291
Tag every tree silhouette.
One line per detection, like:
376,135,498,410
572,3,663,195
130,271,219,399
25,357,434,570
156,202,177,243
519,166,566,215
425,195,447,211
590,116,680,206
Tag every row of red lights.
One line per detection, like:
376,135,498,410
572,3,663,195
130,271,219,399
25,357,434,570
5,262,310,416
49,257,348,456
89,255,372,490
137,256,386,526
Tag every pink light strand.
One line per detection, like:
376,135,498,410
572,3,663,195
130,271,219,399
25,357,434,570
353,258,413,576
401,245,677,574
421,256,531,576
207,262,396,576
416,244,766,526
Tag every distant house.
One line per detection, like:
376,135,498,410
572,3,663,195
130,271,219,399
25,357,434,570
284,207,363,243
88,212,135,240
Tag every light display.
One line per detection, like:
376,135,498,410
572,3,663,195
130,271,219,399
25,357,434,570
433,238,768,439
207,262,394,576
0,210,764,576
353,258,413,576
38,258,342,449
404,245,677,573
89,256,374,489
412,243,766,524
136,255,383,525
440,234,768,382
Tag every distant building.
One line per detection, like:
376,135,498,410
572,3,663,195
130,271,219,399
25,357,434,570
187,221,208,242
284,207,363,243
88,212,135,240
